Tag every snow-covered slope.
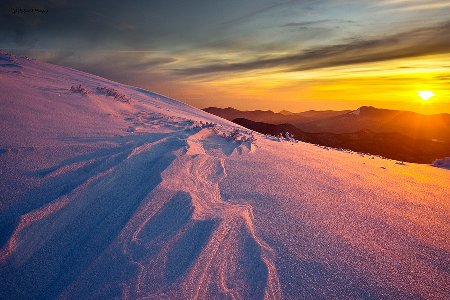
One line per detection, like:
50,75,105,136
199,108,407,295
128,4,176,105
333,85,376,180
0,51,449,299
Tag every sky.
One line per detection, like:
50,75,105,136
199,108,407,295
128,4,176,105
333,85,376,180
1,0,450,114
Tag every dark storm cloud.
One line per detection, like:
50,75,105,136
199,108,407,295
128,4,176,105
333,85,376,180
175,21,450,76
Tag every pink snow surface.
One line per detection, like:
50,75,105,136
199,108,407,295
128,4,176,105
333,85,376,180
1,52,449,299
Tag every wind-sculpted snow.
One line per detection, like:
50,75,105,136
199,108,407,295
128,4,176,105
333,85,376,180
1,52,450,299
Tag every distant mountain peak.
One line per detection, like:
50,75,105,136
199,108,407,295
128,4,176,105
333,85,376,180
279,110,296,115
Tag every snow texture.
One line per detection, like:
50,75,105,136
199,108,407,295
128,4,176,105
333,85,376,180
1,51,450,299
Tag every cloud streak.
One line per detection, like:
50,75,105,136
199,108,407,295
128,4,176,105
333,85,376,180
281,19,354,28
174,21,450,76
377,0,450,11
219,0,304,27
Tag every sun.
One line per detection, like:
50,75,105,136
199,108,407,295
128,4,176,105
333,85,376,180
418,91,435,101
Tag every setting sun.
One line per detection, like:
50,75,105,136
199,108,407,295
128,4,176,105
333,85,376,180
418,91,435,101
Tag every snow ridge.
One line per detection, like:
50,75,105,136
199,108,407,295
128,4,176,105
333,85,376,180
120,128,281,299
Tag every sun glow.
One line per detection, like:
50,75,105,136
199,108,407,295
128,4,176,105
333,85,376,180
418,91,435,101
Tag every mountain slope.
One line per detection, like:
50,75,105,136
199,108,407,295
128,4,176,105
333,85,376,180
1,52,449,299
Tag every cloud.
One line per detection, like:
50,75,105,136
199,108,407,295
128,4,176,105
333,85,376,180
6,49,178,88
0,1,143,48
377,0,450,11
281,19,354,28
174,21,450,76
395,2,450,11
41,51,175,70
219,0,304,27
0,1,240,49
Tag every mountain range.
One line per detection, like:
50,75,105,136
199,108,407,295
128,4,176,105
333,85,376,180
204,106,351,129
204,106,450,142
204,107,450,163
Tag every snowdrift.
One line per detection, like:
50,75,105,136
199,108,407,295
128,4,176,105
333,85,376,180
1,51,449,299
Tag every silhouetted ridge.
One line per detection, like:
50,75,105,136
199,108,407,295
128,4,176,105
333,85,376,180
233,118,450,163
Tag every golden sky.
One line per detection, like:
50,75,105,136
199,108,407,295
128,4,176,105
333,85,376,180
3,0,450,114
164,53,450,114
